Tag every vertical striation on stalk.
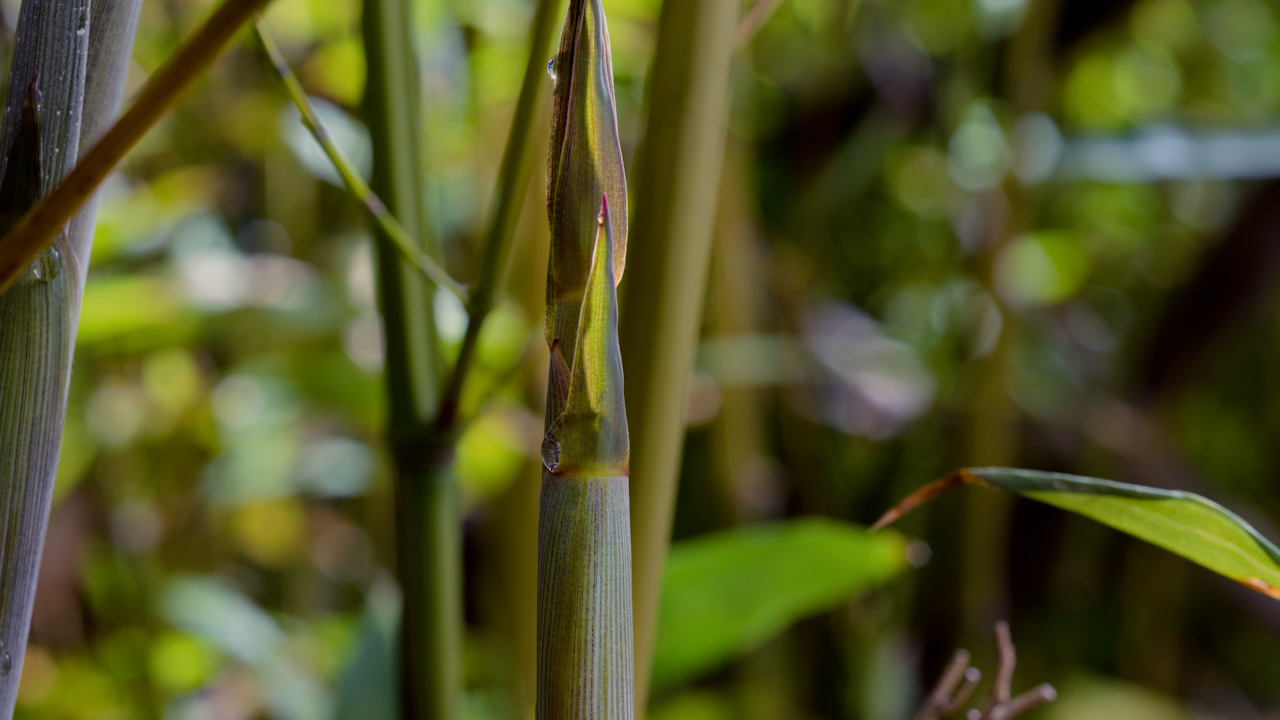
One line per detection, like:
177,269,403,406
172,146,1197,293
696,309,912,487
0,0,141,713
538,0,632,716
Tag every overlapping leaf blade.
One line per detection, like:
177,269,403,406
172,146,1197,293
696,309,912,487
875,467,1280,599
545,0,627,410
543,197,628,477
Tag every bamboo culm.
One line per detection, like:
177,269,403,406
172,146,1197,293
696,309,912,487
0,0,141,712
538,0,633,707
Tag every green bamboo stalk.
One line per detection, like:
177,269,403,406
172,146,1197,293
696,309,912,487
538,200,633,718
0,0,140,713
617,0,740,711
254,22,468,304
0,0,273,294
538,0,633,714
360,0,458,717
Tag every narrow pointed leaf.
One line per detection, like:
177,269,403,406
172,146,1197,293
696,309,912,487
652,519,912,691
545,0,627,378
875,467,1280,600
544,198,628,478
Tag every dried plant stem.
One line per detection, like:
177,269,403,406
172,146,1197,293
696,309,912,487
914,622,1057,720
0,0,273,295
254,22,468,304
536,475,634,717
913,650,982,720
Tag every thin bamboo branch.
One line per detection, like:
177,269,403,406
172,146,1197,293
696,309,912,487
619,0,740,711
433,0,562,430
0,0,273,295
254,22,469,304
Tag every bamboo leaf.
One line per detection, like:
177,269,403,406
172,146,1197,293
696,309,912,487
543,197,628,478
652,519,912,691
545,0,627,382
875,468,1280,600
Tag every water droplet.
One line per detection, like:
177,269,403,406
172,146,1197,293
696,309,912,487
30,245,62,283
76,26,86,37
0,641,10,676
541,435,561,473
547,56,558,82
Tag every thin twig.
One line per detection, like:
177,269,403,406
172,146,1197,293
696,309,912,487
0,0,274,295
254,21,469,304
915,622,1057,720
431,0,560,431
979,620,1016,715
914,650,982,720
735,0,786,49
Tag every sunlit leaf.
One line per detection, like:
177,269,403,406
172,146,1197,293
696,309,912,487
875,468,1280,600
545,0,627,378
652,519,912,691
543,197,628,477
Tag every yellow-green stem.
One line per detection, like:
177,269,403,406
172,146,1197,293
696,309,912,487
619,0,739,710
255,22,469,304
537,474,634,718
361,0,457,716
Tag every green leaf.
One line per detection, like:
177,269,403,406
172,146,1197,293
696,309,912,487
652,519,912,691
543,196,628,477
545,0,627,390
875,467,1280,600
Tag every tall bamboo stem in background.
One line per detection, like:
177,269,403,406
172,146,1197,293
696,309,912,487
361,1,458,718
961,0,1059,643
618,0,739,710
538,0,632,714
0,0,140,712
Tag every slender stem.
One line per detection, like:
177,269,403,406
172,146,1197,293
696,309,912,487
361,0,459,717
433,0,561,431
0,0,273,295
254,22,469,304
619,0,740,711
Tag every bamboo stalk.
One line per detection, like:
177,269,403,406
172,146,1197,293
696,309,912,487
360,0,458,717
537,474,633,717
538,199,633,718
0,0,272,294
0,0,140,713
617,0,740,711
538,0,634,712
